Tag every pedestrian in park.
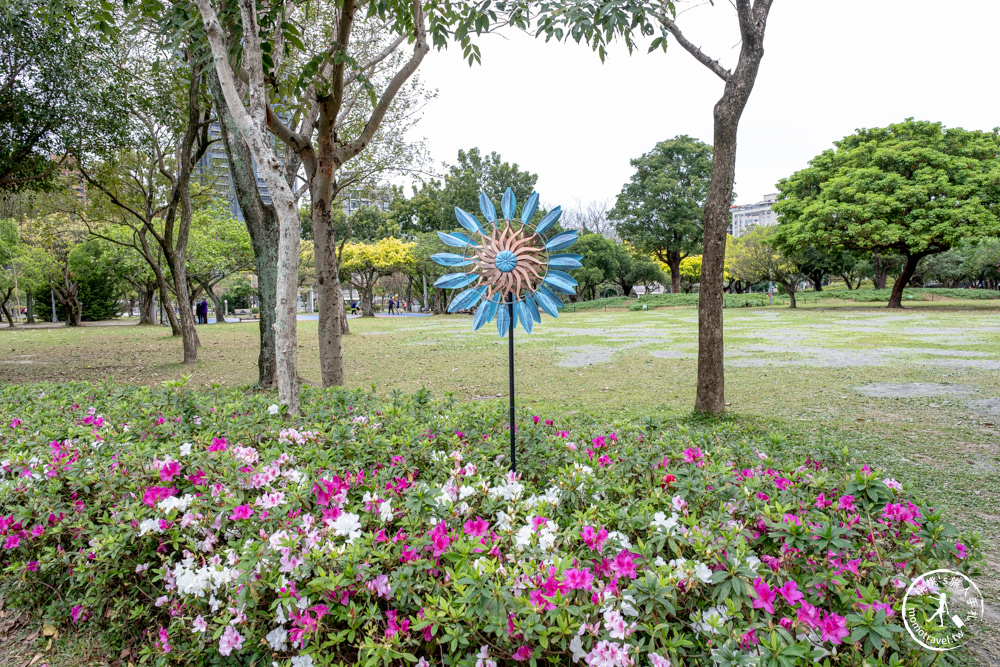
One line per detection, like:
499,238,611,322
198,299,208,324
388,298,395,315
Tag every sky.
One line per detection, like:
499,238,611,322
402,0,1000,209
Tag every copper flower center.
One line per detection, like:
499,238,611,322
473,223,545,299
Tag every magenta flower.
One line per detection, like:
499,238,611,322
564,568,594,590
512,646,533,661
70,605,84,623
837,495,856,512
954,542,967,559
30,524,45,538
814,493,832,508
750,577,776,614
819,612,849,645
463,517,489,537
592,436,606,448
207,437,228,452
529,589,555,611
682,446,703,463
157,626,171,654
777,581,804,606
796,602,820,629
4,534,19,549
557,430,569,438
611,550,638,579
774,477,791,490
756,492,770,501
739,628,759,649
142,486,178,507
532,416,540,424
159,460,181,482
581,525,608,551
230,504,254,520
26,560,38,572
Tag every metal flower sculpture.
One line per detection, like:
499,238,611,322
430,188,581,336
430,188,581,472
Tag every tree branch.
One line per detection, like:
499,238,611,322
658,15,731,83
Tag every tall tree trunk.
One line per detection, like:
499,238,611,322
25,290,34,323
312,173,346,387
693,0,773,416
206,67,278,387
170,253,200,363
0,287,13,327
786,283,797,309
810,273,823,291
360,285,375,317
887,253,923,309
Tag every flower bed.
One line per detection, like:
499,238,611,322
0,382,980,666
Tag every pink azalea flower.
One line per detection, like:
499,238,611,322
814,493,832,508
30,524,45,538
230,504,253,520
159,460,181,482
796,602,820,629
557,430,569,438
192,616,207,633
750,577,776,614
682,446,703,463
25,561,38,572
218,625,244,656
581,525,608,551
954,542,967,559
157,626,171,654
529,589,555,611
739,628,759,649
4,534,19,549
513,646,533,661
837,495,856,512
142,486,178,507
756,492,770,501
463,517,489,537
818,612,849,645
207,437,228,452
70,605,84,623
778,580,804,606
564,568,594,590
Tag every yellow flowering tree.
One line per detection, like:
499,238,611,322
339,238,414,317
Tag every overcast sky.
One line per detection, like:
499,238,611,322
402,0,1000,209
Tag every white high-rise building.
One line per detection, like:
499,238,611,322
729,193,779,237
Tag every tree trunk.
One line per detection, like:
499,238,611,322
785,284,797,308
340,297,350,334
313,176,346,387
810,272,823,291
433,287,447,314
206,67,278,388
170,252,200,363
841,273,853,290
25,290,34,323
139,285,155,324
887,253,922,309
360,285,376,317
666,251,682,294
694,2,772,416
0,287,13,327
873,252,888,290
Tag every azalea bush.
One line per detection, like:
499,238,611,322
0,382,981,667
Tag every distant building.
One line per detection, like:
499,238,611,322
196,121,277,221
340,185,392,216
729,193,779,237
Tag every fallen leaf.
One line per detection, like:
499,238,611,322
28,653,44,666
41,624,56,637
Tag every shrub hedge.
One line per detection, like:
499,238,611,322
0,382,981,666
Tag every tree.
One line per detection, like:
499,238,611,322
194,0,474,412
340,238,414,316
394,148,540,233
774,120,1000,308
609,136,712,293
0,1,126,193
561,199,616,238
532,0,776,414
409,231,454,313
786,246,854,292
727,227,802,307
570,233,619,301
608,243,665,297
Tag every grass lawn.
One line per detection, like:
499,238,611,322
2,301,1000,664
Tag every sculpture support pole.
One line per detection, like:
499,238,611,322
507,292,516,474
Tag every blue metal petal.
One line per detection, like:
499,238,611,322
454,207,485,235
448,285,486,312
431,252,473,267
535,206,562,235
524,294,541,323
521,192,539,225
437,231,479,248
544,230,578,252
543,273,576,295
434,272,478,289
515,301,533,333
479,192,497,223
472,295,500,330
501,188,516,220
548,253,583,269
496,301,510,337
533,286,563,317
547,269,578,286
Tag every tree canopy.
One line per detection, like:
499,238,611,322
394,148,540,233
774,119,1000,307
609,135,711,293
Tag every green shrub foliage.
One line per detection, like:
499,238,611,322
0,383,980,666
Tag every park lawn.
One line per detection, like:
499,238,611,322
2,303,1000,663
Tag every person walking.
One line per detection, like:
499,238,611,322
198,299,208,324
388,298,395,315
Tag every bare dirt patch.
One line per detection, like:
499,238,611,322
969,398,1000,416
855,383,976,398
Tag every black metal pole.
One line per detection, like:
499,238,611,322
507,292,516,473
